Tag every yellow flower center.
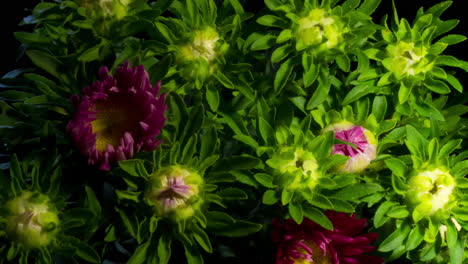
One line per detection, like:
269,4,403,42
91,95,141,152
293,240,333,264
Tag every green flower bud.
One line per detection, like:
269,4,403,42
407,168,456,221
176,27,226,81
145,166,204,221
383,41,433,79
267,147,320,191
3,192,59,249
294,8,346,53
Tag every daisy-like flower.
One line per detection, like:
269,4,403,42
145,166,204,221
325,122,377,173
3,191,60,249
273,211,383,264
67,61,166,170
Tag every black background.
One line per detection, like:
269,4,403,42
1,0,467,75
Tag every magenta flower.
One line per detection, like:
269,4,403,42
325,122,377,173
272,211,383,264
67,61,167,170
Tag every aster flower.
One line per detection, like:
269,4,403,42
3,191,60,249
375,128,468,263
324,121,378,173
145,166,204,221
67,61,166,170
273,211,383,264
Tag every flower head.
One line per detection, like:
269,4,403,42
273,212,383,264
325,122,377,173
407,167,456,221
383,41,432,80
3,192,60,249
266,147,320,191
145,166,204,221
67,61,167,170
294,8,346,53
176,27,227,81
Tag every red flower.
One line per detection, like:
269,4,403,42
273,211,383,264
67,61,166,170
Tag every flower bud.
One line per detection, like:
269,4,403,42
407,168,456,220
266,147,320,191
294,8,346,53
3,192,59,249
145,166,203,221
177,27,225,81
384,41,433,79
324,121,377,173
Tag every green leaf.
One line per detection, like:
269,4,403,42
233,135,259,149
378,223,411,252
342,81,376,105
78,44,102,62
446,74,463,92
398,81,411,104
158,232,172,264
271,44,292,63
115,190,141,203
259,117,275,145
289,202,304,224
210,220,262,237
281,189,294,205
405,224,424,251
257,15,288,28
302,205,333,230
84,186,101,217
214,72,234,89
386,205,409,218
438,139,462,159
192,224,213,253
119,159,149,178
214,156,260,171
274,58,294,93
358,0,382,15
251,34,276,51
63,236,100,263
26,50,70,84
184,244,203,264
277,29,292,43
328,198,355,213
424,77,451,94
306,77,330,110
438,34,466,45
128,239,151,264
449,235,463,264
335,54,350,72
117,208,138,238
254,173,276,188
372,96,387,122
149,55,172,81
330,183,383,200
263,190,279,205
384,158,407,177
374,201,396,228
217,188,248,200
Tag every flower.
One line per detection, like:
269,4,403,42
294,8,346,52
406,167,456,221
3,192,60,249
145,166,204,221
325,122,377,173
273,211,383,264
383,41,432,80
67,61,167,170
266,147,320,191
176,27,228,81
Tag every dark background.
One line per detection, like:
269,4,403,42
1,0,467,76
